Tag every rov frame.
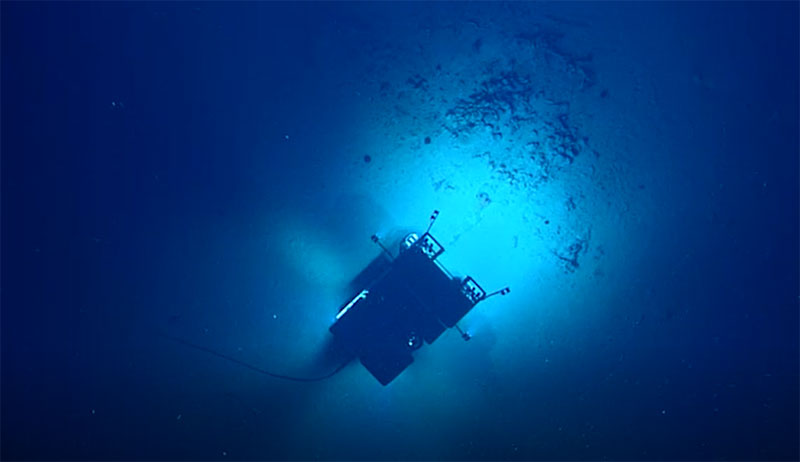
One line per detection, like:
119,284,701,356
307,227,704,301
329,210,510,385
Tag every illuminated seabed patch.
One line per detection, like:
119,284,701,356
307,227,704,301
306,5,659,401
269,4,661,456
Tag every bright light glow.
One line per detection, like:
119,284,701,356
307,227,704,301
336,289,369,321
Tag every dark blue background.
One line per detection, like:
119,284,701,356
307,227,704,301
2,2,798,460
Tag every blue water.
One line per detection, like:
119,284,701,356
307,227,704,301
2,2,798,460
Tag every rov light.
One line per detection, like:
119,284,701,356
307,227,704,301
336,289,368,321
407,332,422,350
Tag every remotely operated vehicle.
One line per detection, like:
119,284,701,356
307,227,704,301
329,210,510,385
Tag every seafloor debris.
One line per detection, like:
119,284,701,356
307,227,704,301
553,230,591,273
476,191,492,208
513,28,597,90
443,65,590,191
407,74,429,91
444,70,535,137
